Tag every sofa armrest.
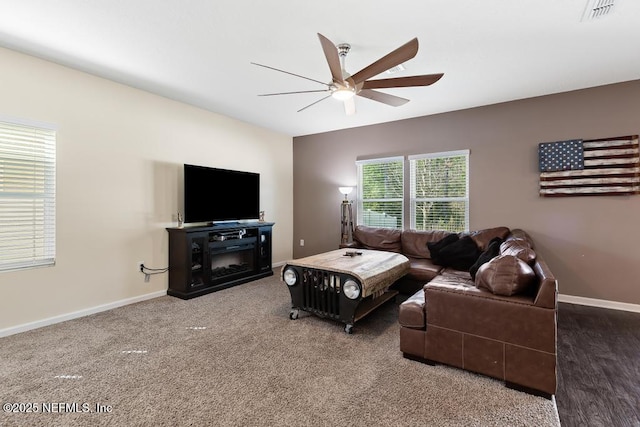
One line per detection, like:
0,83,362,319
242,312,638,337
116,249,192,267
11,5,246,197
532,257,557,309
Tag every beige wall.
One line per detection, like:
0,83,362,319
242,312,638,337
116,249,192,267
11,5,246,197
293,80,640,306
0,47,293,331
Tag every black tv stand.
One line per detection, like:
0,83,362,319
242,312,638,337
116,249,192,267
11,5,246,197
166,222,274,299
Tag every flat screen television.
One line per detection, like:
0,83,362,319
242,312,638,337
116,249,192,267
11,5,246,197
184,164,260,224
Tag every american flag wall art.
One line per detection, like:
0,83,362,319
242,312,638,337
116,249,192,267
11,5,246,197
538,135,640,197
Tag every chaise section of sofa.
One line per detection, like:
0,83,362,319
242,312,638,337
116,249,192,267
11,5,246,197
400,230,557,397
347,225,558,397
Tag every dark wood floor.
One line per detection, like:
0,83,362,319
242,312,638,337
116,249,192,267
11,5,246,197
556,302,640,427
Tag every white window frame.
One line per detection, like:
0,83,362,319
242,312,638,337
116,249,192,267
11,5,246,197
409,149,469,232
356,156,404,229
0,115,57,272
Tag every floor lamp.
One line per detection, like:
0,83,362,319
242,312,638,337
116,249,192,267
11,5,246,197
339,186,354,246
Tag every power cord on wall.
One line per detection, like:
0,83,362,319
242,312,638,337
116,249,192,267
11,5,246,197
140,263,169,283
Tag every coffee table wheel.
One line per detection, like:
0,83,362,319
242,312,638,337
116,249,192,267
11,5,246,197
289,309,299,320
344,324,354,334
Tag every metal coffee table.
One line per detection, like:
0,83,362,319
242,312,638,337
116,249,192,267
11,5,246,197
281,249,410,333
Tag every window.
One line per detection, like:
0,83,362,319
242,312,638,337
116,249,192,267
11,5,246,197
410,150,469,232
0,117,56,272
356,156,403,229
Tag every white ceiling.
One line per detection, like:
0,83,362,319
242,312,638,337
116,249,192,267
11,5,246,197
0,1,639,137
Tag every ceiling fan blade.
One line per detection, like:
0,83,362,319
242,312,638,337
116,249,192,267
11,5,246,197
258,89,330,96
357,89,409,107
344,97,356,116
350,38,419,85
251,62,328,86
297,94,332,112
317,33,344,84
362,73,444,90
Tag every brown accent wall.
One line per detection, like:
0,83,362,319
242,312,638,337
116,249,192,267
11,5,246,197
293,80,640,305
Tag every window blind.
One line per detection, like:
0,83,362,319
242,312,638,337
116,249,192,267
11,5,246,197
0,118,56,272
409,150,469,232
356,157,404,229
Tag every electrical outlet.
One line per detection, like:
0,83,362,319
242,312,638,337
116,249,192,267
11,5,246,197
300,239,305,246
137,261,144,273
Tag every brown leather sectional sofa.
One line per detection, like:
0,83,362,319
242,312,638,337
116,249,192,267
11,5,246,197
348,225,558,397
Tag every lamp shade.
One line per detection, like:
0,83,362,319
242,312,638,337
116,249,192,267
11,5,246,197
338,186,353,195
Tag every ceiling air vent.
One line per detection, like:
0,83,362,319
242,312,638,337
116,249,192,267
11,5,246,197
582,0,616,21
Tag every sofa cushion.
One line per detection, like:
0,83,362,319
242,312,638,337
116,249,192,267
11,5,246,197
406,257,444,282
429,235,481,271
398,289,426,329
469,237,503,280
475,255,536,296
500,239,536,265
401,229,453,259
468,226,511,251
353,225,402,253
428,269,476,288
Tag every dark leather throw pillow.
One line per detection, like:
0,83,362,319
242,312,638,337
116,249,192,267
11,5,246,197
430,235,481,271
469,237,503,280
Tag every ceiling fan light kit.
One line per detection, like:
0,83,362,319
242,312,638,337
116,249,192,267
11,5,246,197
253,33,443,115
331,88,355,101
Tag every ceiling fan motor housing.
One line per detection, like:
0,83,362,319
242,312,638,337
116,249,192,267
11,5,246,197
334,43,356,95
337,43,351,58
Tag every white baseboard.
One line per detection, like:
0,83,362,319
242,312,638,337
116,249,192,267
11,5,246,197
559,294,640,313
272,260,286,268
0,290,167,338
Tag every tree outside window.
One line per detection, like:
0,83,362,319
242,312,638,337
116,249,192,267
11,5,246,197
356,157,403,229
410,151,469,232
356,151,468,232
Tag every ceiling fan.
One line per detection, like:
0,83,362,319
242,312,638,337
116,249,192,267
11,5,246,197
252,33,444,115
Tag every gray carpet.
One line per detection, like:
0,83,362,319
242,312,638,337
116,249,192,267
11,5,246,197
0,272,560,426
